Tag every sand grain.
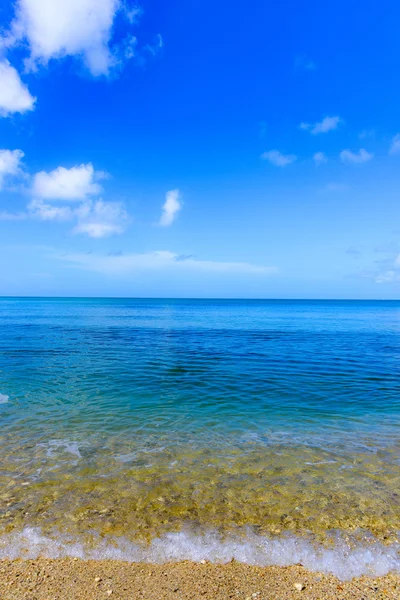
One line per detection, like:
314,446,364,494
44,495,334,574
0,559,399,599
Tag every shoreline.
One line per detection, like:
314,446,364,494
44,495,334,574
0,559,399,599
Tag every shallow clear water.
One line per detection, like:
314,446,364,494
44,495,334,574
1,298,400,577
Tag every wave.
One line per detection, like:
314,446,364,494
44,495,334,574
0,393,9,404
0,527,399,581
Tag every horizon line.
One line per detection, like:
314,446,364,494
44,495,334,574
0,296,398,302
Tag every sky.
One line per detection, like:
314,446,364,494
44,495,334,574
0,0,400,299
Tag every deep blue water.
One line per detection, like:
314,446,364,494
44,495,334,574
1,298,400,447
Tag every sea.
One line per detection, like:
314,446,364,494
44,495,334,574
0,297,400,579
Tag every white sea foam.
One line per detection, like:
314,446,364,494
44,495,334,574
0,527,399,581
37,440,85,460
0,393,9,404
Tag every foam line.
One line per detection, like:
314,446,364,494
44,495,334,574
0,527,399,581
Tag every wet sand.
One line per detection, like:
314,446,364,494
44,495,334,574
0,559,399,599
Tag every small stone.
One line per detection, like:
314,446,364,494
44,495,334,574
106,590,113,596
200,559,206,565
294,582,305,591
95,577,102,583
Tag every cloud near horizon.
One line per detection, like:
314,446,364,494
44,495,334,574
54,249,277,276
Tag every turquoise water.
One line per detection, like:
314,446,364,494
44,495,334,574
1,298,400,577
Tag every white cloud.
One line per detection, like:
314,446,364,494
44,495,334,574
73,199,128,237
3,0,123,76
351,252,400,285
313,152,327,165
54,249,277,275
28,198,74,221
261,150,297,167
29,196,128,237
300,116,341,135
0,60,35,117
159,189,182,226
0,154,128,237
339,148,373,164
0,148,24,189
389,134,400,155
32,163,105,200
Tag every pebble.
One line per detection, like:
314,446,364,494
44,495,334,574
95,577,102,583
106,590,113,596
294,582,305,591
200,560,206,565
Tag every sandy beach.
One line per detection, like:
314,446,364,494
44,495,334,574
0,559,399,600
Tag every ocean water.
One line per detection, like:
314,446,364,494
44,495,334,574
1,297,400,579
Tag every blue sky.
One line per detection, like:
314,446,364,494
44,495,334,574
0,0,400,298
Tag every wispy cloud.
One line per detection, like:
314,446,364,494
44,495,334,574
339,148,373,164
300,116,341,135
258,121,268,138
375,270,400,284
374,241,400,254
28,198,128,238
351,249,400,284
28,199,73,221
346,246,362,258
52,249,278,276
0,210,28,221
261,150,297,167
159,189,182,226
294,54,316,71
313,152,327,165
358,129,375,140
320,182,349,193
389,134,400,155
